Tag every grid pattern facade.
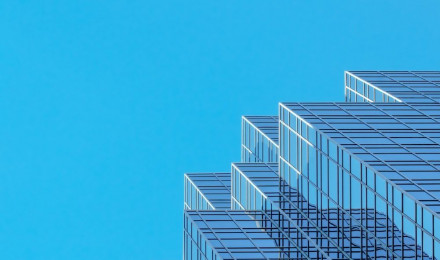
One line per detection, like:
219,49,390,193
183,71,440,260
345,71,440,103
231,163,427,259
184,173,232,210
184,210,302,259
241,116,279,163
280,102,439,259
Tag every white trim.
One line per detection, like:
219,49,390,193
344,71,403,103
184,174,216,210
279,103,313,128
241,144,254,155
279,156,302,175
344,86,374,102
279,120,313,147
231,164,268,199
242,116,279,147
231,196,245,210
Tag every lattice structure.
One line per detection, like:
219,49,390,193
183,71,440,259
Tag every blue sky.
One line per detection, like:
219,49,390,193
0,1,439,259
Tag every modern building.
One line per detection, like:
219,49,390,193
183,71,440,259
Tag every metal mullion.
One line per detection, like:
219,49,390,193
374,173,378,260
360,167,364,259
349,173,353,258
346,72,401,102
224,211,271,260
278,169,353,259
241,119,244,161
382,71,438,104
260,207,328,260
282,103,402,258
184,212,226,260
386,181,389,259
337,148,341,252
415,205,419,260
328,102,440,226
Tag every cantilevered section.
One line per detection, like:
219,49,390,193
282,102,440,213
231,162,426,259
241,116,279,163
231,163,279,211
231,162,351,259
280,102,440,258
346,71,440,103
184,173,231,210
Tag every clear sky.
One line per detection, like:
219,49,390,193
0,1,439,259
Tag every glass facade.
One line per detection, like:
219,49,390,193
345,71,440,103
184,173,231,210
183,71,440,259
241,116,279,163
